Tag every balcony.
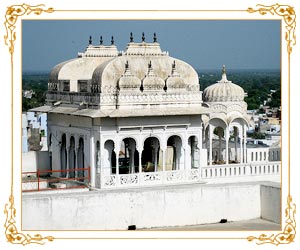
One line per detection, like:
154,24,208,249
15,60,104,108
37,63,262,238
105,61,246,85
46,91,100,105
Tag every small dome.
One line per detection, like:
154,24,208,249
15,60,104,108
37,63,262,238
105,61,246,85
166,61,186,90
118,61,141,91
203,65,245,102
142,61,165,91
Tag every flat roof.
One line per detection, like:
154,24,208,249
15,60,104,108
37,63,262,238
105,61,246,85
30,105,210,118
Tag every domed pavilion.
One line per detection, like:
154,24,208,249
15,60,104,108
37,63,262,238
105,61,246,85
202,65,250,165
34,33,210,188
31,34,279,189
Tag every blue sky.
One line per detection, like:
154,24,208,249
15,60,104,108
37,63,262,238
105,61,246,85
22,20,280,72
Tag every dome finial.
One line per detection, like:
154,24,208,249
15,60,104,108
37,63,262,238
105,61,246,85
130,32,133,42
111,36,114,45
89,35,92,45
142,32,145,42
100,36,103,45
221,65,228,81
153,32,157,43
222,65,226,75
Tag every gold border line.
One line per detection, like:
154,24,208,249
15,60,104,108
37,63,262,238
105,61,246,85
3,2,296,246
52,9,248,12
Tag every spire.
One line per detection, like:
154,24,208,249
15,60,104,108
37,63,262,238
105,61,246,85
89,35,92,45
123,60,132,76
221,64,228,81
111,36,114,45
153,32,157,43
222,64,226,75
100,36,103,45
170,60,180,77
142,32,145,42
146,60,155,76
130,32,133,42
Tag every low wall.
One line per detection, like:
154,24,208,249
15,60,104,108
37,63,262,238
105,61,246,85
22,151,50,174
21,182,280,230
260,183,281,223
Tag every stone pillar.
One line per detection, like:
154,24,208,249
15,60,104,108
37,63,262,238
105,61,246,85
100,135,104,188
199,127,203,168
115,144,120,176
185,144,190,170
138,129,143,173
209,125,213,165
153,147,158,172
239,135,243,163
218,128,222,162
225,128,229,165
128,140,136,174
75,142,79,178
162,148,166,172
162,126,166,172
66,136,70,178
89,133,95,187
138,150,142,173
234,128,238,162
243,126,247,163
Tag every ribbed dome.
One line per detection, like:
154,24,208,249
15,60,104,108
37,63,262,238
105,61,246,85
142,61,165,91
118,61,141,91
203,66,245,102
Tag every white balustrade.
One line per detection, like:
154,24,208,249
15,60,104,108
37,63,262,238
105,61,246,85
101,162,280,188
101,169,201,189
201,162,280,180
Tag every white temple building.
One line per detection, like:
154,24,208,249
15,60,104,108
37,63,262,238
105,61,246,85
25,33,281,230
31,33,280,189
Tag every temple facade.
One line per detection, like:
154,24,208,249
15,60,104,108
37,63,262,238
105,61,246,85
32,33,280,189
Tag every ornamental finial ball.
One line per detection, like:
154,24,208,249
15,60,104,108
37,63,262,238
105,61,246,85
222,65,226,75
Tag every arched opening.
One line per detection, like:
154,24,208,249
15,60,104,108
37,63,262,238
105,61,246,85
104,140,116,174
119,138,138,174
206,118,227,165
77,137,85,179
60,134,67,177
142,137,161,172
213,127,225,164
229,126,240,163
166,135,182,170
188,136,199,168
69,136,76,178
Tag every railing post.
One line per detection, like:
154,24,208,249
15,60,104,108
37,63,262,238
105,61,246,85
37,169,40,191
88,166,91,184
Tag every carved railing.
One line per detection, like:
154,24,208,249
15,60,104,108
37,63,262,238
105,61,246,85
46,91,100,105
201,162,280,179
101,169,201,188
101,162,280,188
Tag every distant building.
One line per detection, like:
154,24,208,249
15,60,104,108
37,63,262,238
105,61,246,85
23,90,35,99
22,112,47,153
